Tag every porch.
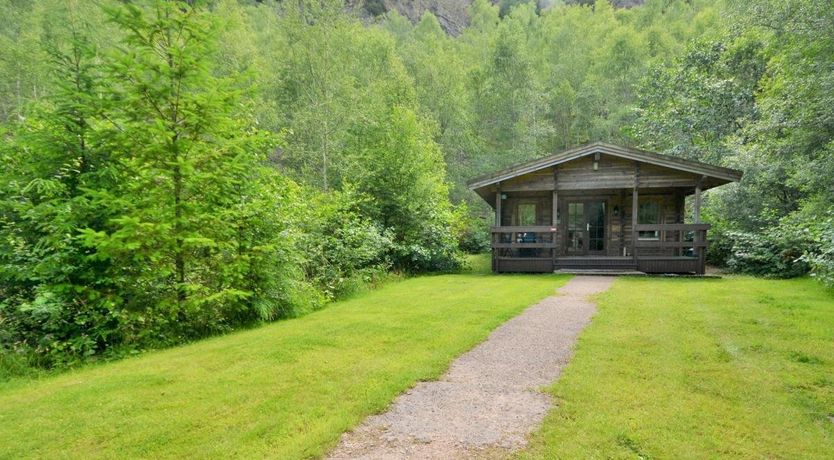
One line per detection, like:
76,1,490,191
491,223,709,274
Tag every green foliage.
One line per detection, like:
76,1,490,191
0,0,465,371
348,106,462,272
364,0,387,17
2,0,832,371
382,0,720,216
452,203,491,254
804,211,834,286
0,1,315,370
631,0,834,283
0,14,115,366
298,189,393,299
723,229,812,278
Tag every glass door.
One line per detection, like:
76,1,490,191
587,201,606,254
566,200,606,255
566,202,585,255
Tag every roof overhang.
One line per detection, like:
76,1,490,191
467,142,742,192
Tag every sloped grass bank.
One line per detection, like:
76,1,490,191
0,261,567,459
522,277,834,459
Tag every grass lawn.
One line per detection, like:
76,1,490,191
521,276,834,459
0,256,567,459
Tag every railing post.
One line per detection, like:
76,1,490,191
696,228,706,275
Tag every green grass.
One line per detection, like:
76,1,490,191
521,276,834,459
463,252,493,275
0,256,567,459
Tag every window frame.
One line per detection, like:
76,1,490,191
516,201,538,226
637,200,660,241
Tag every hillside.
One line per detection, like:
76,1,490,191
355,0,645,35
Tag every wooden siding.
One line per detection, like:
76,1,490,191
494,258,553,273
468,142,742,191
556,155,699,190
553,189,684,257
496,154,701,193
487,150,711,274
500,191,553,227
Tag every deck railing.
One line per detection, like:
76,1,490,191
489,223,710,273
490,226,558,248
633,223,709,252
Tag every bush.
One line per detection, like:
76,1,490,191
802,210,834,287
299,190,393,300
390,206,462,273
348,106,463,273
364,0,387,17
714,207,834,285
706,226,735,267
452,203,491,254
723,228,812,278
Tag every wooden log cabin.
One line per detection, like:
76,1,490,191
468,142,742,274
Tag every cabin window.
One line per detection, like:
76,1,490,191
518,203,537,226
638,201,660,240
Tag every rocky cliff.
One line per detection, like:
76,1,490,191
354,0,645,36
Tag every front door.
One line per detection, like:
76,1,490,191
565,200,606,255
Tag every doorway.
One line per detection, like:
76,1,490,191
565,200,606,255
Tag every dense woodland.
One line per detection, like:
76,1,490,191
1,0,832,373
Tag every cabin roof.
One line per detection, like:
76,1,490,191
467,142,742,191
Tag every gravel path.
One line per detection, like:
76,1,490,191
328,276,615,460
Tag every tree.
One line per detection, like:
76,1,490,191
348,106,461,272
0,1,317,368
630,0,834,282
0,10,114,365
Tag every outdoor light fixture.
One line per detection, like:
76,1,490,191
613,205,620,217
593,152,600,170
501,193,507,199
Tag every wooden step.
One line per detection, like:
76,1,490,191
554,269,646,275
554,257,637,270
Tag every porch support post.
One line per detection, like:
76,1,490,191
631,163,640,260
552,167,558,264
632,188,638,259
694,176,705,274
493,184,502,272
693,177,703,223
552,166,558,226
552,191,558,226
495,183,502,227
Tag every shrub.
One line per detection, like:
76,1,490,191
348,106,463,273
802,210,834,287
299,190,393,300
724,228,812,278
706,226,735,267
452,203,491,254
364,0,387,17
